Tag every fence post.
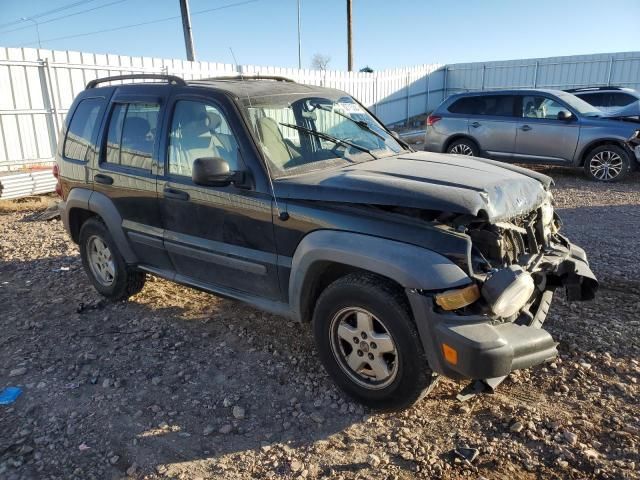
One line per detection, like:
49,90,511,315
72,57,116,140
533,61,539,87
425,70,430,113
443,67,448,100
607,57,614,86
38,58,59,159
405,72,410,125
481,65,486,90
373,75,378,115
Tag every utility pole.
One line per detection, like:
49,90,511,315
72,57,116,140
21,17,41,49
179,0,196,61
297,0,302,69
346,0,353,71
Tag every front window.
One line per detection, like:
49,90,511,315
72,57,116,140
241,94,405,177
554,91,602,117
522,96,567,119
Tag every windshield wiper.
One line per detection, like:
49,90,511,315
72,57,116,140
279,122,377,159
313,103,386,141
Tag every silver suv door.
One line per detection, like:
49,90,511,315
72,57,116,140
452,95,518,158
514,95,580,163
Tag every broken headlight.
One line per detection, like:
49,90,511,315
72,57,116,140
481,265,535,318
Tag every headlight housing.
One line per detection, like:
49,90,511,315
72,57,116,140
482,265,535,318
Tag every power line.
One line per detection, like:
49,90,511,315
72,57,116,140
0,0,129,35
0,0,101,30
20,0,260,47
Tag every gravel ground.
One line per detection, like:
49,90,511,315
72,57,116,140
1,169,639,480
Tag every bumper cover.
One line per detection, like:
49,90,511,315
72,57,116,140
409,240,597,380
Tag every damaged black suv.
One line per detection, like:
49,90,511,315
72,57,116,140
56,74,597,410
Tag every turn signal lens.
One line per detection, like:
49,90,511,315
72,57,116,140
435,284,480,311
442,343,458,365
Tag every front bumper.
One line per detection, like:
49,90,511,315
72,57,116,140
409,240,597,380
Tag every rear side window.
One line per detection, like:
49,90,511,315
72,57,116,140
104,103,160,171
449,97,482,115
64,98,103,161
448,95,515,116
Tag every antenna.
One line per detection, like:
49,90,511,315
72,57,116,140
229,47,288,221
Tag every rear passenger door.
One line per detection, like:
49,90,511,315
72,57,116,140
453,95,518,158
93,86,173,271
157,91,280,300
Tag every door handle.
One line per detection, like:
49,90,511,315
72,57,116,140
520,125,532,131
470,122,481,128
94,174,113,185
163,187,190,201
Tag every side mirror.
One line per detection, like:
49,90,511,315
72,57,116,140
557,110,573,121
192,157,234,187
391,131,401,140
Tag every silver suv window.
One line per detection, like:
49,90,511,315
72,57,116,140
448,95,516,117
521,96,566,119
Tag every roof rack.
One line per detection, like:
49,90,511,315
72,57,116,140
86,73,186,89
192,74,295,83
565,86,624,93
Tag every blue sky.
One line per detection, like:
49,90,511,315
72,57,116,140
1,0,638,70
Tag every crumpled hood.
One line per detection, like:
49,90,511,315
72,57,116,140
275,151,552,222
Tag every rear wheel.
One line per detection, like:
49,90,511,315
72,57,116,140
79,218,146,300
447,138,478,156
312,273,437,411
583,144,632,182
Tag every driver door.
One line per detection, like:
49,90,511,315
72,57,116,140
514,95,580,163
157,93,280,299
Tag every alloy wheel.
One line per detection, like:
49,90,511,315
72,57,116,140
589,150,623,181
87,235,116,286
450,143,474,155
329,307,398,390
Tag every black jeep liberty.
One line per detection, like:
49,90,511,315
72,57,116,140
56,74,597,410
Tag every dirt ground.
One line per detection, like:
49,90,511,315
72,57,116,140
1,168,639,480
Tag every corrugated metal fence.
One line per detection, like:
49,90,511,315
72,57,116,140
443,51,640,95
1,46,639,173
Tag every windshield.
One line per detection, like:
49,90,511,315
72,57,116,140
555,91,603,117
241,93,406,177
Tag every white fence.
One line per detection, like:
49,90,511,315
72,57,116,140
1,46,639,172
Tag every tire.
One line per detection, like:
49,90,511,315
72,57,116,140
312,273,438,411
583,144,632,182
446,138,478,156
79,217,146,300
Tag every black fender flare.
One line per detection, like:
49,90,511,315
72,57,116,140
288,230,471,322
64,188,138,264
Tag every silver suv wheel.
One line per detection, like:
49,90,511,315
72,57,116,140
329,307,398,390
449,143,474,155
86,235,116,286
589,150,623,181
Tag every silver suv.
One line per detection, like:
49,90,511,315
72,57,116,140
424,89,640,182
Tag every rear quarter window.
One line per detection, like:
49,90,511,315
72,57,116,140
448,95,515,116
63,98,103,162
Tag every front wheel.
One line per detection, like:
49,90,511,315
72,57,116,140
583,144,632,182
312,273,437,411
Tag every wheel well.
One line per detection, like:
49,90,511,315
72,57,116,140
299,262,407,323
443,135,479,153
68,208,97,243
579,139,628,166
